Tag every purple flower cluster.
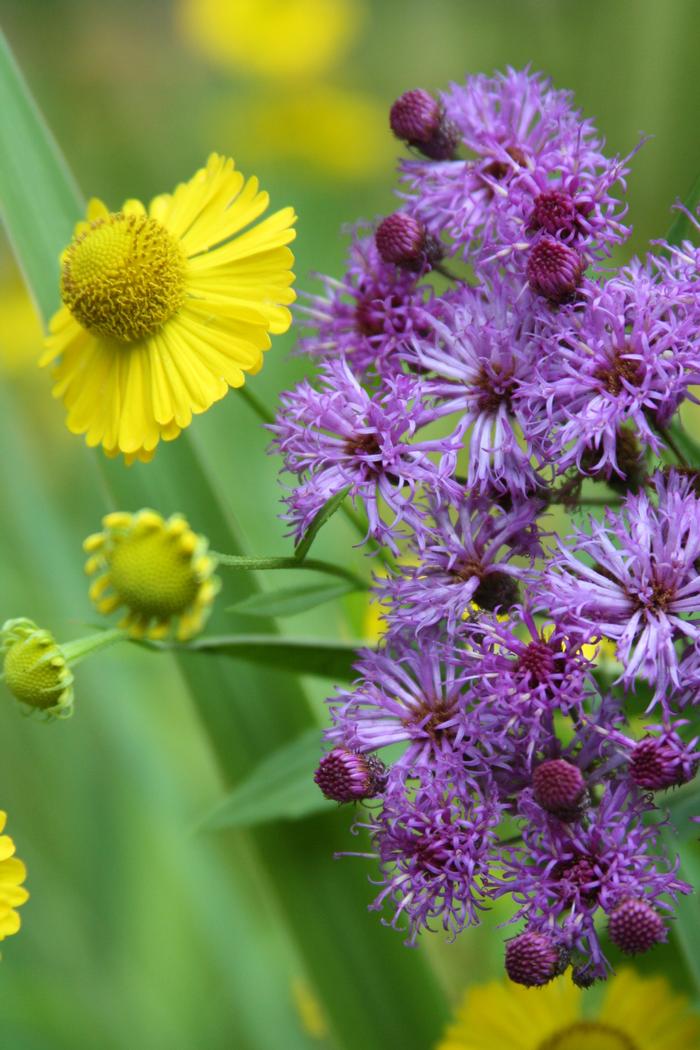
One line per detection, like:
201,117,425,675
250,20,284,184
271,68,700,987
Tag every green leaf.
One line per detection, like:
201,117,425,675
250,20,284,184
664,780,700,832
0,31,81,320
665,835,700,992
294,484,351,560
203,728,331,829
666,173,700,246
180,634,362,681
666,420,700,467
227,579,356,618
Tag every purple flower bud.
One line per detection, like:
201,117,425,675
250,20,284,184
505,930,567,987
529,190,579,236
526,235,585,301
314,748,387,803
608,897,666,955
630,734,699,791
533,759,586,818
390,89,459,160
375,213,443,272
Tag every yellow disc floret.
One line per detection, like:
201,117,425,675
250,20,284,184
0,619,74,717
0,812,29,943
60,213,187,342
85,510,220,640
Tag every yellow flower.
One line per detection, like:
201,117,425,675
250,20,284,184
217,86,394,180
178,0,363,79
0,812,29,943
85,509,220,640
437,970,700,1050
0,618,74,717
0,274,43,374
42,154,296,463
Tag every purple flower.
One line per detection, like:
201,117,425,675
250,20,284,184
408,280,545,498
346,774,500,944
499,783,691,981
270,359,463,551
539,474,700,703
521,276,700,476
297,230,441,375
378,494,540,634
456,609,598,772
325,634,480,775
399,68,609,256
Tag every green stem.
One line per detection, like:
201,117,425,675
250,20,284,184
60,627,127,667
212,552,368,590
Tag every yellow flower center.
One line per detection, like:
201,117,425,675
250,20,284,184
61,213,187,342
3,634,68,710
539,1022,637,1050
108,530,201,620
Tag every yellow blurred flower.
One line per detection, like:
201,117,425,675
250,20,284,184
42,154,296,463
178,0,364,79
0,274,43,374
84,509,220,640
215,86,393,181
0,812,28,943
291,977,328,1040
437,969,700,1050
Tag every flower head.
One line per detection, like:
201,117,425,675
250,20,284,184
540,474,700,703
84,509,219,640
504,930,566,987
314,748,386,802
436,969,700,1050
350,775,499,945
523,277,700,475
1,618,74,717
389,89,458,160
270,358,462,551
409,280,544,499
297,230,441,376
608,897,666,956
43,154,296,462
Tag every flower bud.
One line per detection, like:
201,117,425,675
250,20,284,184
526,236,585,302
314,748,387,803
533,759,586,819
505,930,567,987
375,213,443,272
1,619,74,717
630,734,698,791
529,190,578,237
389,89,459,160
608,897,666,955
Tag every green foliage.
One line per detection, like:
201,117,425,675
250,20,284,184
227,579,358,618
202,728,331,829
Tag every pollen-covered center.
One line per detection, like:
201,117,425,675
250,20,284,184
539,1022,637,1050
108,531,200,620
61,213,187,342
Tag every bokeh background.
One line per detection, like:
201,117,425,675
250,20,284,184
1,1,699,1047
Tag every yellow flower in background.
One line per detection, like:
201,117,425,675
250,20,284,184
0,812,28,943
437,969,700,1050
42,154,296,463
0,275,43,374
217,86,393,180
179,0,363,79
84,510,220,640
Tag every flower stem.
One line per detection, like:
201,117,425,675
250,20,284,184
60,627,127,667
213,552,368,591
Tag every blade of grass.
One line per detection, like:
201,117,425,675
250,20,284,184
0,32,448,1048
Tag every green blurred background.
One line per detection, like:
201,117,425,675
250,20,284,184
0,1,699,1047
